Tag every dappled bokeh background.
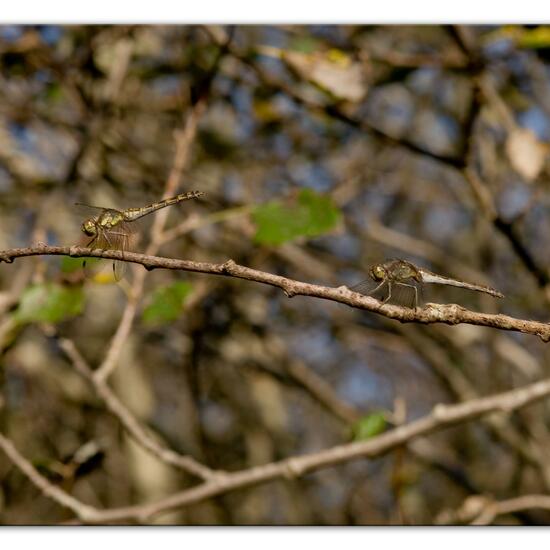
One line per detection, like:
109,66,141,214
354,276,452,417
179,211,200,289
2,25,550,525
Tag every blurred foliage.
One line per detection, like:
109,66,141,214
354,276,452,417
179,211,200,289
253,189,341,245
142,281,193,325
14,283,84,324
1,24,550,526
352,411,387,441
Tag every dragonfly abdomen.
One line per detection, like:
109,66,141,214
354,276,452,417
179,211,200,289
419,270,504,298
122,190,204,221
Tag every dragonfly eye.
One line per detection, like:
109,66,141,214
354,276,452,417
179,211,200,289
82,219,97,237
370,265,385,281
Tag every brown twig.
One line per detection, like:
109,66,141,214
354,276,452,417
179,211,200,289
2,245,548,340
91,31,232,383
57,337,215,481
399,325,550,489
470,494,550,525
93,100,208,384
0,432,98,522
4,373,550,523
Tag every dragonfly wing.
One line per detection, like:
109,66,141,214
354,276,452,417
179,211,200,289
392,282,422,309
83,222,133,282
350,278,377,295
351,278,421,308
350,278,391,301
104,222,133,281
75,202,110,211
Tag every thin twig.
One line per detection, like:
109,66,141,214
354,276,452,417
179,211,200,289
0,432,98,523
57,337,215,480
4,373,550,523
2,245,547,341
470,494,550,525
94,99,207,384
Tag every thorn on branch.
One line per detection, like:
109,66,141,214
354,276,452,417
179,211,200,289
432,403,448,421
222,259,236,273
283,458,303,479
283,287,296,298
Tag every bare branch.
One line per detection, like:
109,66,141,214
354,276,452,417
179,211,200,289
93,100,208,384
2,245,548,340
0,432,97,523
57,337,215,481
470,494,550,525
4,373,550,523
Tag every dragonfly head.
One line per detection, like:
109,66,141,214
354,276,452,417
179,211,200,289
82,218,97,237
370,264,386,281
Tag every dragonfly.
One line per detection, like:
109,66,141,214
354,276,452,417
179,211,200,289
77,190,204,280
351,259,504,309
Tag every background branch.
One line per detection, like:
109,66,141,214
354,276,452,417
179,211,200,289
3,372,550,523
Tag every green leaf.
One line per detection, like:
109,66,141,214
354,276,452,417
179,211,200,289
517,26,550,49
46,82,63,102
288,36,320,54
60,256,101,274
15,283,85,324
352,412,387,441
252,189,341,245
142,281,193,325
60,256,83,273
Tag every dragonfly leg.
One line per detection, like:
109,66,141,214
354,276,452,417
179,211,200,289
364,280,386,297
396,282,418,310
83,236,98,272
381,282,392,304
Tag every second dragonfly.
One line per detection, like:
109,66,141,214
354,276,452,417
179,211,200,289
351,259,504,309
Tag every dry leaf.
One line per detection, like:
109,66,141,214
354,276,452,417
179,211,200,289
505,127,548,181
257,45,367,102
284,49,367,102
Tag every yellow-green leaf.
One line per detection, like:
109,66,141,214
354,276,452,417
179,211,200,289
517,26,550,49
60,256,85,273
352,412,387,441
15,283,84,324
142,281,193,325
253,189,341,245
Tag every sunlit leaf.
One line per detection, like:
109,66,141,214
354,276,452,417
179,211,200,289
142,281,193,325
517,26,550,49
283,49,367,102
352,412,387,441
483,26,550,50
505,127,548,182
15,283,85,324
256,44,368,102
253,189,341,245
